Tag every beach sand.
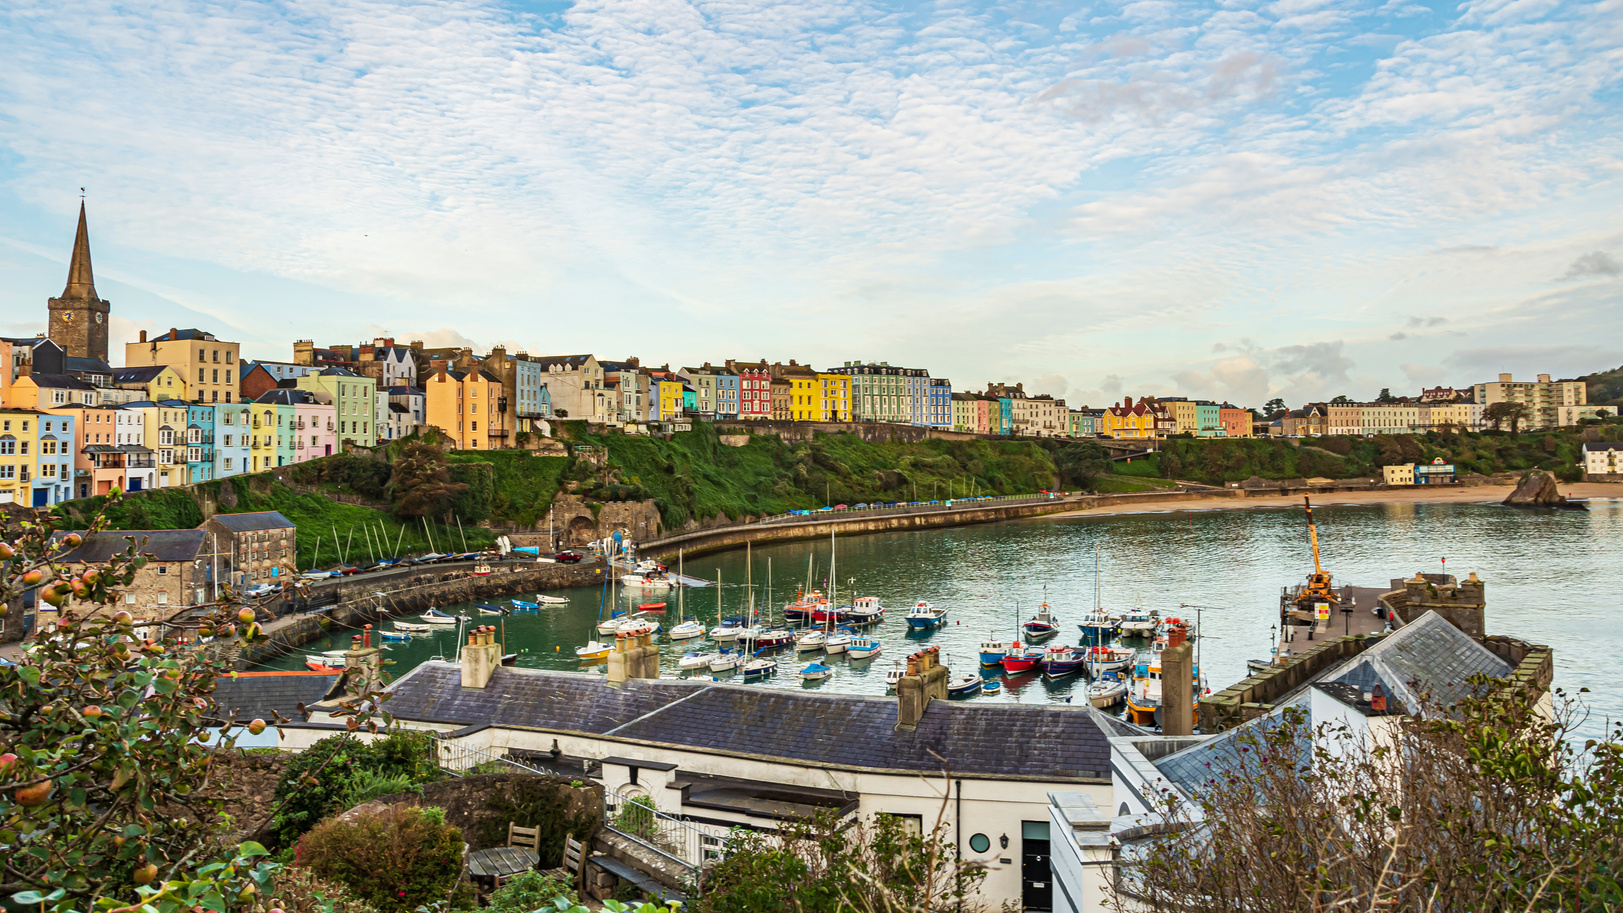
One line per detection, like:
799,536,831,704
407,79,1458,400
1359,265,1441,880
1049,481,1622,519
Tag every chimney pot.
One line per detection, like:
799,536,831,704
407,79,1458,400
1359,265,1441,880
139,330,147,342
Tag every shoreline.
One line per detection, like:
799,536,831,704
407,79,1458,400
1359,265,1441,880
1047,482,1622,520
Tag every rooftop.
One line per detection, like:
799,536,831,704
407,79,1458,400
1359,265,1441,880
207,511,295,533
207,671,342,723
52,529,207,563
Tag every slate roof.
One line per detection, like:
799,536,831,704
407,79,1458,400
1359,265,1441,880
23,373,95,390
207,671,341,723
114,366,170,385
66,356,114,375
254,389,321,406
52,529,207,563
1155,694,1311,796
147,329,216,342
208,511,294,532
1583,441,1623,452
1323,610,1509,715
532,355,594,370
387,662,1112,778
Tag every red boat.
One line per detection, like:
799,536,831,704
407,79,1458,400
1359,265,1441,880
637,602,667,613
305,661,343,673
1000,645,1044,675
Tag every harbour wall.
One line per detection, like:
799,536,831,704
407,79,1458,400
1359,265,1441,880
240,560,607,668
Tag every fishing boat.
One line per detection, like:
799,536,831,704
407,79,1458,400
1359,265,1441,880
678,650,715,670
782,589,828,622
378,630,412,643
1039,646,1085,678
844,596,884,626
533,594,569,605
509,599,540,611
794,629,827,651
823,626,855,655
982,677,1002,695
575,641,612,662
1083,644,1136,677
847,635,882,660
905,601,948,631
1000,644,1044,675
1118,610,1156,636
476,604,507,616
798,661,833,682
711,616,746,642
1087,673,1127,708
884,664,905,691
709,649,741,673
741,656,778,682
637,601,667,613
947,673,984,698
1158,616,1196,638
1123,654,1203,728
393,621,432,633
1077,609,1119,640
418,608,461,626
1022,604,1060,640
979,638,1010,666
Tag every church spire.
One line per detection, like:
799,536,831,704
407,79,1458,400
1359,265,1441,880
61,201,97,300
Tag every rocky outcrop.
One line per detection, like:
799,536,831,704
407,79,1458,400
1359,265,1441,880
1503,470,1587,510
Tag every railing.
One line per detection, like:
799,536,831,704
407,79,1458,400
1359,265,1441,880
431,735,552,777
603,790,713,876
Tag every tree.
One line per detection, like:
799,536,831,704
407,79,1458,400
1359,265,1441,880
1053,442,1113,490
0,498,390,912
385,442,467,519
1118,685,1623,912
1376,387,1397,403
1264,398,1287,419
1483,401,1532,434
1330,395,1352,404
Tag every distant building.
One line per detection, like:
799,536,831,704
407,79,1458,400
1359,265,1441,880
1100,397,1172,439
296,367,379,448
1382,464,1415,485
1195,401,1222,437
126,328,241,405
817,372,852,423
770,362,822,422
1219,404,1252,438
1472,373,1586,430
1068,409,1099,438
46,204,112,362
1361,404,1421,435
1584,441,1623,481
1420,386,1464,402
47,529,209,625
43,404,124,498
1327,404,1362,436
200,511,297,590
724,360,773,421
185,403,216,484
770,376,792,421
952,393,989,434
8,373,98,410
1414,458,1456,485
113,365,185,404
1158,397,1196,435
424,367,504,450
380,386,425,442
826,362,931,424
214,403,251,478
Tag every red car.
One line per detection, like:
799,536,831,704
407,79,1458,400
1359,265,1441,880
554,551,584,564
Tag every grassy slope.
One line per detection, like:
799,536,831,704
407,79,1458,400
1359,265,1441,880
1576,365,1623,406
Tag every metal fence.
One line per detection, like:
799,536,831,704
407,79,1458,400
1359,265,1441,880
430,735,550,778
603,790,722,875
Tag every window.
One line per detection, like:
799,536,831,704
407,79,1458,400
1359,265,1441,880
0,465,12,479
52,391,66,405
226,352,233,364
156,593,168,604
19,442,28,455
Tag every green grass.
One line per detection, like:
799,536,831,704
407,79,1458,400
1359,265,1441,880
1111,454,1162,477
446,450,568,527
1093,474,1179,493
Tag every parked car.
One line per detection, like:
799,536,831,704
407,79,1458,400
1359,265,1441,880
244,583,277,597
555,551,584,564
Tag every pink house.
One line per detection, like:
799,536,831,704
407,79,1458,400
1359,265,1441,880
293,398,337,462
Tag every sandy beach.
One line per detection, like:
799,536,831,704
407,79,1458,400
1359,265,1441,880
1050,481,1622,519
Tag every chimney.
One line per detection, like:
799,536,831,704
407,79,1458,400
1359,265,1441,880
1537,374,1550,383
344,631,383,693
1499,373,1513,382
896,646,949,731
460,625,501,690
1161,637,1194,736
607,632,630,685
139,330,148,343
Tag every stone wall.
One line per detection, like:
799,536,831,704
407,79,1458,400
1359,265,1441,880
491,497,663,547
1199,634,1381,732
1380,573,1485,639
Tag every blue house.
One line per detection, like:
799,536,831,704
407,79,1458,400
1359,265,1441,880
34,413,75,506
187,403,216,484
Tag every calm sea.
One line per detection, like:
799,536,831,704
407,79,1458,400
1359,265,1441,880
259,499,1623,736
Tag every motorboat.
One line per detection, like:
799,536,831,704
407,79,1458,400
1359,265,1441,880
1039,646,1085,679
782,590,828,622
795,630,827,652
476,604,507,616
679,651,716,671
1088,673,1127,708
884,664,905,691
305,649,348,664
533,594,569,605
1022,604,1060,640
1083,645,1136,677
596,611,629,636
739,627,795,649
615,613,661,636
509,599,540,611
1124,655,1203,729
847,636,882,660
1118,610,1156,636
1246,657,1276,674
575,641,612,662
378,631,412,643
982,677,1002,695
823,627,855,655
979,639,1010,666
709,649,741,673
844,596,884,626
742,657,778,682
393,621,432,633
947,673,984,698
711,616,746,642
904,601,948,631
668,619,706,640
999,645,1044,675
637,601,668,614
620,573,675,590
798,661,833,682
1077,609,1120,640
418,609,461,626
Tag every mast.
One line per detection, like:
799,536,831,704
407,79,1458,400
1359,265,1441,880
747,542,754,625
677,549,685,624
830,527,837,606
1305,495,1322,575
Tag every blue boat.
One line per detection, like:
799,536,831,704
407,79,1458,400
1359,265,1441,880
378,631,412,643
798,661,832,682
510,599,540,610
982,678,1002,695
904,601,948,630
979,638,1009,666
947,673,984,698
476,604,507,616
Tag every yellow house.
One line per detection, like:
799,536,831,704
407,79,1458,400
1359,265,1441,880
424,367,503,450
817,373,852,422
0,408,43,505
113,365,186,404
1100,397,1169,439
125,400,189,487
5,373,99,410
656,379,684,421
1383,464,1415,485
124,328,242,404
249,401,279,471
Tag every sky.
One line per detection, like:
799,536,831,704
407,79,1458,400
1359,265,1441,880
1,0,1620,409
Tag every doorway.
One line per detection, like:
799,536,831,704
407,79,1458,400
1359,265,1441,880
1020,819,1051,911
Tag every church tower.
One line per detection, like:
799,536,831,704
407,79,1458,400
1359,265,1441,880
47,202,111,361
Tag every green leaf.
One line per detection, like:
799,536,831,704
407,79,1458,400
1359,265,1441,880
238,840,269,857
11,891,46,904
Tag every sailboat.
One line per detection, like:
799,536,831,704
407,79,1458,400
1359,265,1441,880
578,557,617,662
795,530,839,652
1077,543,1120,639
668,551,705,640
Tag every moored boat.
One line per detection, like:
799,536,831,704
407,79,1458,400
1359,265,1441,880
378,630,412,643
847,636,882,660
979,638,1010,666
947,673,984,698
637,601,667,613
798,661,833,682
711,616,746,641
982,677,1002,695
418,608,461,626
679,650,715,670
709,649,741,673
596,611,629,636
575,641,612,662
1039,646,1085,678
476,604,507,616
823,627,855,654
742,656,778,682
1022,604,1060,640
621,573,676,590
393,621,432,633
1083,644,1136,677
669,619,705,640
905,601,948,631
1077,609,1120,640
795,630,827,652
509,599,540,610
1087,673,1127,708
884,664,905,691
533,594,569,605
1118,610,1156,636
844,596,884,626
1000,644,1044,675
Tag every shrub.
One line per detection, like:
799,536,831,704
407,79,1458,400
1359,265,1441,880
295,805,464,913
269,866,385,913
270,730,442,847
486,869,579,912
615,795,657,839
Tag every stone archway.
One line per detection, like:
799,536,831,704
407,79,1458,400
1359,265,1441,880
567,515,596,545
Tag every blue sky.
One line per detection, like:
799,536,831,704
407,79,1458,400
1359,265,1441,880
1,0,1620,408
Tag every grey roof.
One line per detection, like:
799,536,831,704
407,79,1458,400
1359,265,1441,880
207,511,294,532
317,366,361,377
53,529,207,563
1155,693,1312,796
387,662,1111,778
1324,611,1509,716
23,373,95,390
532,355,593,369
147,329,214,341
1583,441,1623,452
207,672,341,723
254,389,320,406
114,366,170,384
66,356,113,374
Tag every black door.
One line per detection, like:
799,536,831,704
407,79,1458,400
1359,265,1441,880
1021,823,1052,911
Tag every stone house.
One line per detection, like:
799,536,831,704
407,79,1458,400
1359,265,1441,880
199,510,298,589
46,528,209,629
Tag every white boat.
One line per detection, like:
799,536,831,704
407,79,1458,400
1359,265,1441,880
418,610,460,626
847,636,881,660
305,649,348,662
884,664,905,691
621,573,675,590
596,613,628,636
947,673,984,698
845,595,883,626
1119,610,1156,636
741,657,778,682
1088,674,1128,708
799,661,833,682
576,640,612,662
678,651,715,670
709,650,741,673
711,617,745,642
616,613,661,636
533,594,569,605
669,619,706,640
1083,645,1137,677
393,622,432,633
795,630,827,652
823,628,854,655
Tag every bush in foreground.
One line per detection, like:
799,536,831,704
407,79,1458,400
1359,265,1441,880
294,805,463,913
